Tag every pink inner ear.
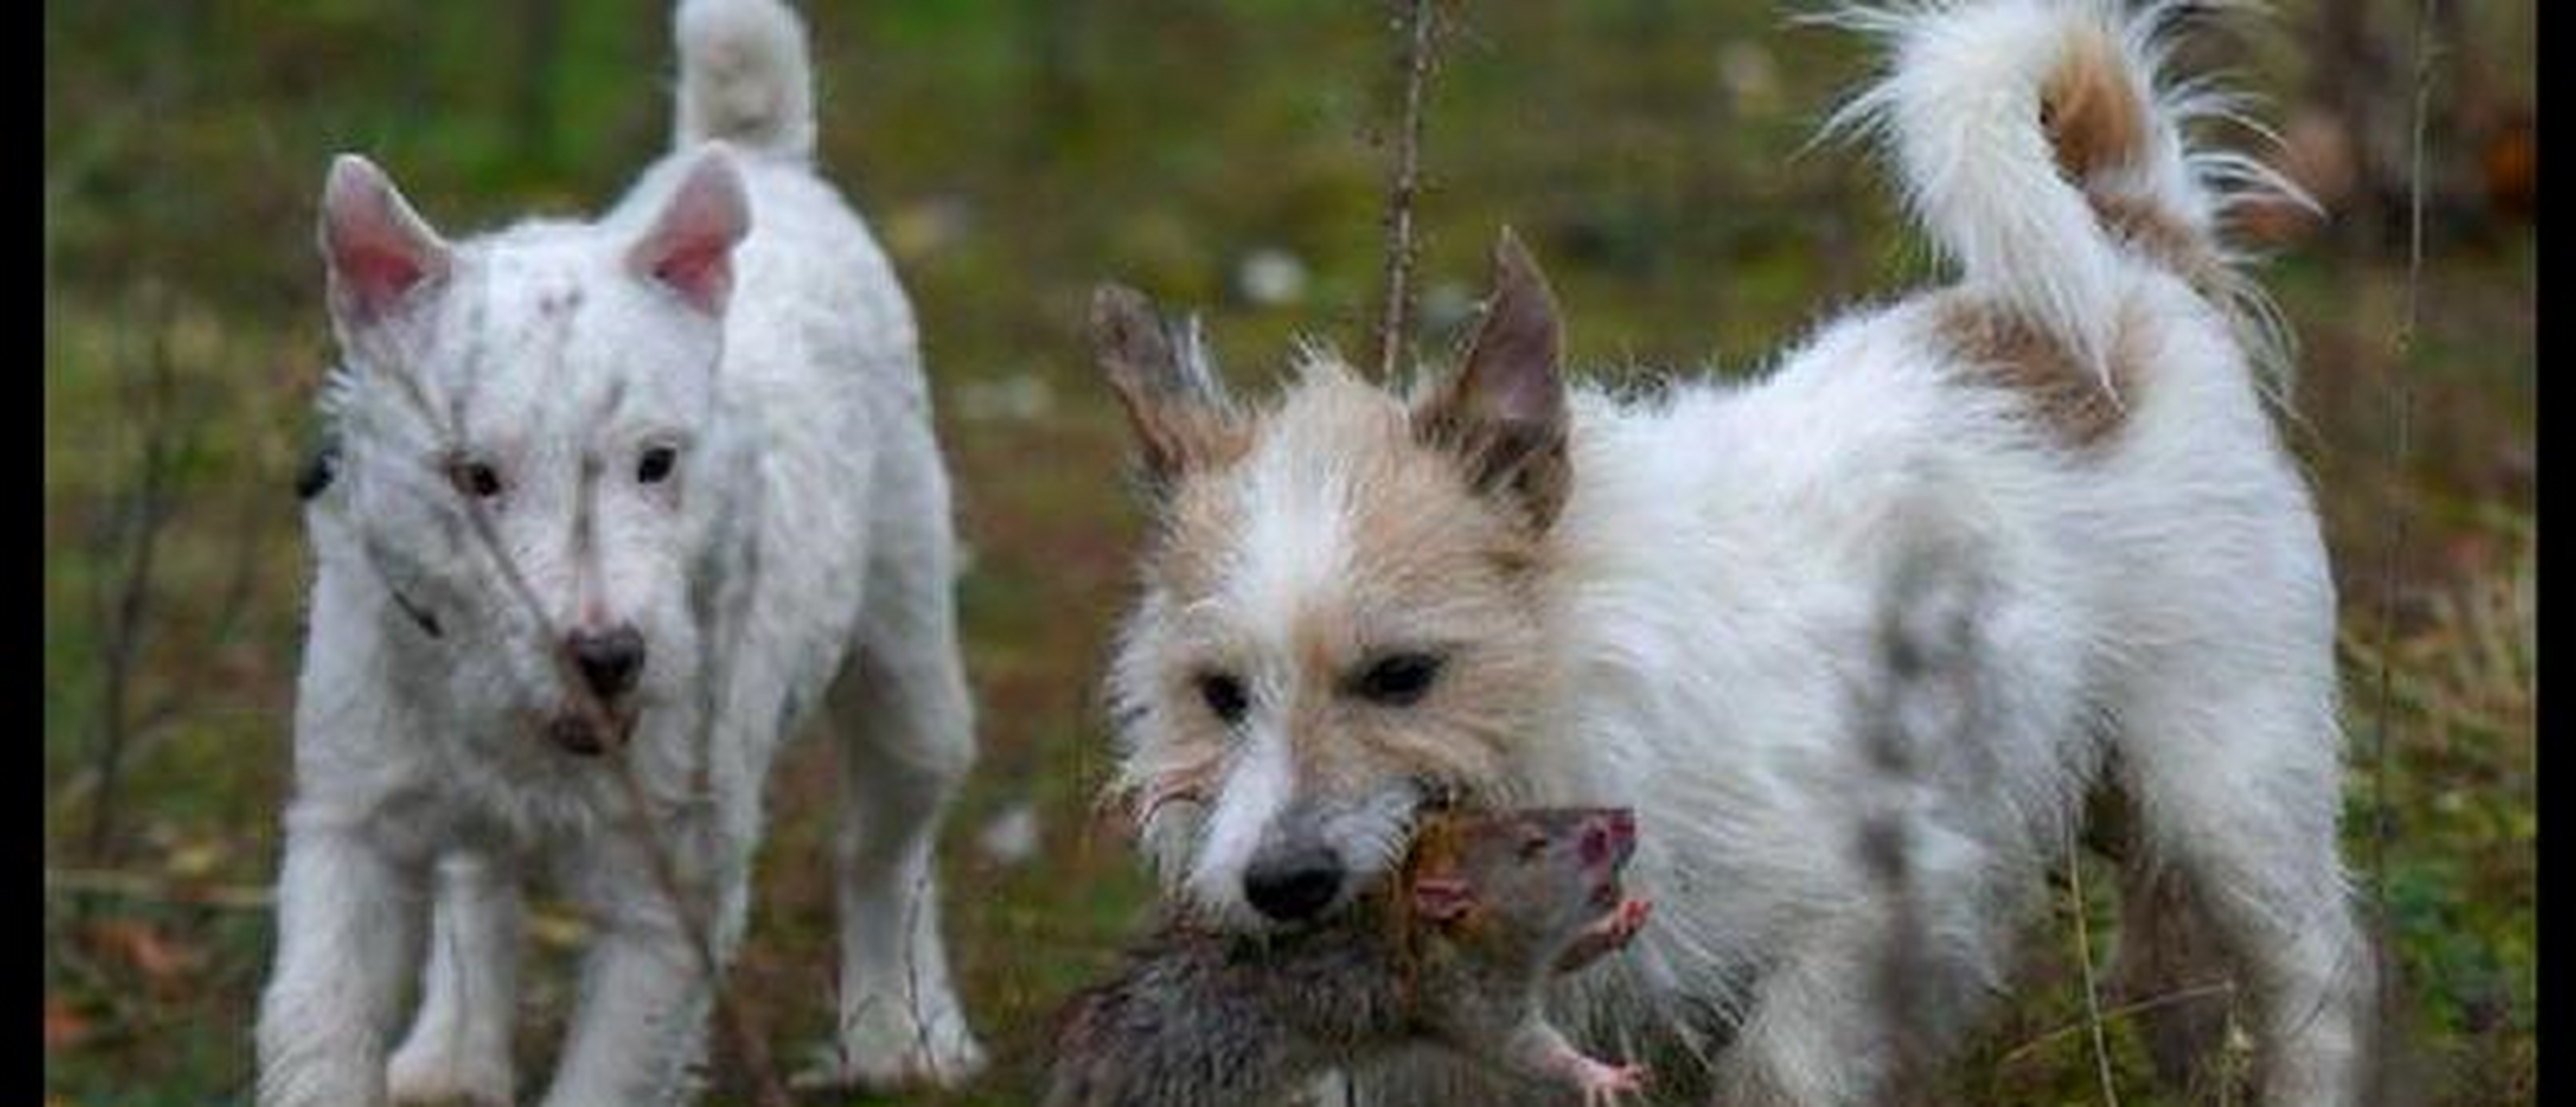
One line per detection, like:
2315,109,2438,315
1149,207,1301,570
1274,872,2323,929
339,243,429,307
323,159,446,322
632,156,749,315
1413,876,1476,922
651,238,731,309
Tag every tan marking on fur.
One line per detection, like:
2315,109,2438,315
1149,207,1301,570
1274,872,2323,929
1285,369,1547,797
2090,191,2221,287
1125,360,1558,816
1091,285,1252,484
1934,296,2143,450
2042,25,2149,184
2042,25,2225,290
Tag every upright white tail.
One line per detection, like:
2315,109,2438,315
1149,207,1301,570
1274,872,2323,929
674,0,818,162
1825,0,2309,383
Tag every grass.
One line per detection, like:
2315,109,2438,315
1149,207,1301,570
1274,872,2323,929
43,1,2532,1104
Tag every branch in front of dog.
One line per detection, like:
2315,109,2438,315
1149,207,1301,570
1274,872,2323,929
1372,0,1446,381
361,352,792,1107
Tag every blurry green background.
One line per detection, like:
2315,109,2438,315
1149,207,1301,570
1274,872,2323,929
43,1,2531,1104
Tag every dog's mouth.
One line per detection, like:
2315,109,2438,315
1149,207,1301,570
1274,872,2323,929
544,707,638,758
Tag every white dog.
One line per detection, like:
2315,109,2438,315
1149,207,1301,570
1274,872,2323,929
1090,2,2374,1104
255,1,985,1103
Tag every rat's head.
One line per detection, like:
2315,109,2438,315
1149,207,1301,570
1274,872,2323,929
1095,233,1577,934
310,150,752,756
1409,808,1637,962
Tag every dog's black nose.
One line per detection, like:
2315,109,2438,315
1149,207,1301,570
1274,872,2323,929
1243,845,1344,922
568,625,646,701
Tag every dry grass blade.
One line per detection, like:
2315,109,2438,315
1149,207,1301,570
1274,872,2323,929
2063,824,2121,1107
2365,2,2443,1100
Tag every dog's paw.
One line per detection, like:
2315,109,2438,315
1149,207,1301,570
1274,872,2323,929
792,1013,988,1093
386,1043,513,1107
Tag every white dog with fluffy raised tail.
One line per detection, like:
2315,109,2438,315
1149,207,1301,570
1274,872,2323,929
1089,2,2374,1104
255,1,986,1103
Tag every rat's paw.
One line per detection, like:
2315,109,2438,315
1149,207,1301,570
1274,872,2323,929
1597,897,1651,945
1556,898,1654,973
1575,1059,1646,1106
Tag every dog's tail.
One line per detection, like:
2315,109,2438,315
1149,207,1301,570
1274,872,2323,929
673,0,817,163
1825,1,2308,382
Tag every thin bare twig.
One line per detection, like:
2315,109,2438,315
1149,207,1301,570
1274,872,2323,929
46,867,274,912
2362,2,2439,1097
56,344,282,826
1373,0,1443,381
1995,981,2239,1067
84,295,183,867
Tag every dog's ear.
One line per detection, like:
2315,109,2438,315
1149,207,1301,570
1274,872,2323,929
1090,284,1240,489
1414,227,1571,529
320,155,453,327
629,150,751,316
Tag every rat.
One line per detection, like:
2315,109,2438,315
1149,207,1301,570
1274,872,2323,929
1045,807,1653,1106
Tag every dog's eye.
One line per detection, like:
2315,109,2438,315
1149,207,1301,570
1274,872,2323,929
1196,672,1250,726
1518,834,1550,862
446,458,505,500
637,445,678,485
1352,652,1443,707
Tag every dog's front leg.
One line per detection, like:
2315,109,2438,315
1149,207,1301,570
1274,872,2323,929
257,822,425,1107
541,824,748,1107
388,850,522,1106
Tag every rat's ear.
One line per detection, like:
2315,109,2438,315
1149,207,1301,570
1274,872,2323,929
1410,875,1478,924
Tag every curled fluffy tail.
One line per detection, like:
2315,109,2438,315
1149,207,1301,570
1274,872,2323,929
1827,1,2305,380
674,0,817,162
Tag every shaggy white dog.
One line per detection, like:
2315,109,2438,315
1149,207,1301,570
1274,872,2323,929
1090,2,2373,1104
254,2,985,1103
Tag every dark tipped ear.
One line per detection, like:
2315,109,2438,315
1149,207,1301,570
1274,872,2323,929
630,151,751,315
1090,283,1239,488
1410,874,1478,925
320,155,452,326
1415,227,1571,529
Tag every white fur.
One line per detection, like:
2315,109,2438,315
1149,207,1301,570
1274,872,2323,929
1114,3,2372,1104
1187,722,1299,923
256,3,984,1104
674,0,816,161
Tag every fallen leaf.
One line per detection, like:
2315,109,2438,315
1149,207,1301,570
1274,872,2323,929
44,995,88,1052
89,918,199,984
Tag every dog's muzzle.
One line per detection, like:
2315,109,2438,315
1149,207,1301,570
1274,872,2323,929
1242,841,1346,924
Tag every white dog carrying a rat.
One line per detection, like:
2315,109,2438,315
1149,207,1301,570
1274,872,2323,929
1088,2,2375,1103
255,1,985,1103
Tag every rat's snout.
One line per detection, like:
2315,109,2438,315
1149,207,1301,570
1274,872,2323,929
567,624,646,702
1242,841,1345,924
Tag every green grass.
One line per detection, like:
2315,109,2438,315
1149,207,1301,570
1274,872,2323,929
44,2,2532,1104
